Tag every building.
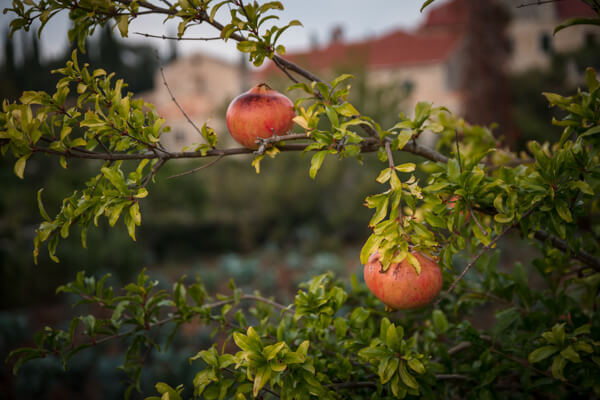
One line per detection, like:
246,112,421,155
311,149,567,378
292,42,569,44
144,0,598,150
141,53,247,151
261,0,597,115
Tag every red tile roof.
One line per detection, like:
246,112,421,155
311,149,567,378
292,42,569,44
556,0,597,19
260,29,462,77
422,0,467,28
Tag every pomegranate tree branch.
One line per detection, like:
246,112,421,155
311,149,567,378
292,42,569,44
272,55,324,83
435,208,535,304
134,32,221,41
67,293,291,351
167,154,225,179
516,0,564,8
272,56,299,83
158,60,207,143
142,158,167,187
534,230,600,271
385,141,395,170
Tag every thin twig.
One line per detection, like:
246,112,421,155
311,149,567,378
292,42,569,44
272,56,299,83
534,230,600,271
455,129,462,173
157,55,206,142
142,158,167,187
134,32,221,41
156,0,173,8
167,154,225,179
468,207,487,236
489,348,577,389
435,374,471,381
385,141,402,221
256,133,309,149
516,0,564,8
331,373,470,390
435,209,535,304
385,141,395,170
447,341,472,356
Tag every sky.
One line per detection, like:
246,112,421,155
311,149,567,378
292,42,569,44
0,0,434,65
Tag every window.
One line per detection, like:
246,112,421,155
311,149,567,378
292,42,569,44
174,130,186,145
540,32,551,53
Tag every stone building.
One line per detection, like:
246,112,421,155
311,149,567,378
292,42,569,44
142,0,598,150
141,53,247,151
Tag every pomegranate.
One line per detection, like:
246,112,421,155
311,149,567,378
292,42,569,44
364,252,443,310
226,83,295,149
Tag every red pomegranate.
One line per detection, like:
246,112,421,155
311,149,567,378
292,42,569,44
364,252,443,310
226,83,295,149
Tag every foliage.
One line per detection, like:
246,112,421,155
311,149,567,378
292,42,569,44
1,0,600,399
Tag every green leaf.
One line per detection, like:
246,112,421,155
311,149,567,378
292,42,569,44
376,168,392,184
101,167,127,193
360,234,383,264
37,189,51,221
237,40,258,53
395,163,415,173
253,366,271,397
407,358,425,375
325,105,339,128
399,361,419,389
309,150,327,179
551,355,567,381
552,324,566,346
381,357,399,384
333,102,359,117
528,346,559,363
233,332,253,352
574,324,591,336
555,200,573,223
432,310,448,334
447,158,460,181
263,342,286,361
560,346,581,363
420,0,435,12
130,202,141,226
396,130,413,150
117,15,129,37
405,253,421,275
369,196,389,227
581,125,600,138
585,67,599,91
331,74,354,89
334,317,347,339
386,324,401,350
14,154,30,179
282,351,305,364
210,0,229,22
553,17,600,35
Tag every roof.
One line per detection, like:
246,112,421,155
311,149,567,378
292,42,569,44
556,0,597,19
260,29,462,77
422,0,468,28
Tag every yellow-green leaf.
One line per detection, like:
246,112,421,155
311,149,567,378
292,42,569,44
14,154,29,179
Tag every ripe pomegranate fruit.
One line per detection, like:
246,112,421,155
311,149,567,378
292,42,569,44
226,83,295,149
364,252,443,310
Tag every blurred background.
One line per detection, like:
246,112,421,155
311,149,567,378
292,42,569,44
1,0,599,398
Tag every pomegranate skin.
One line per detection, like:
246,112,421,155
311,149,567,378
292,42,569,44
226,83,295,149
364,252,443,310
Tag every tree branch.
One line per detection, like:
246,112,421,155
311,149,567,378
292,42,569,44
534,230,600,271
516,0,564,8
134,32,221,41
435,208,535,304
167,154,225,179
157,58,207,143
